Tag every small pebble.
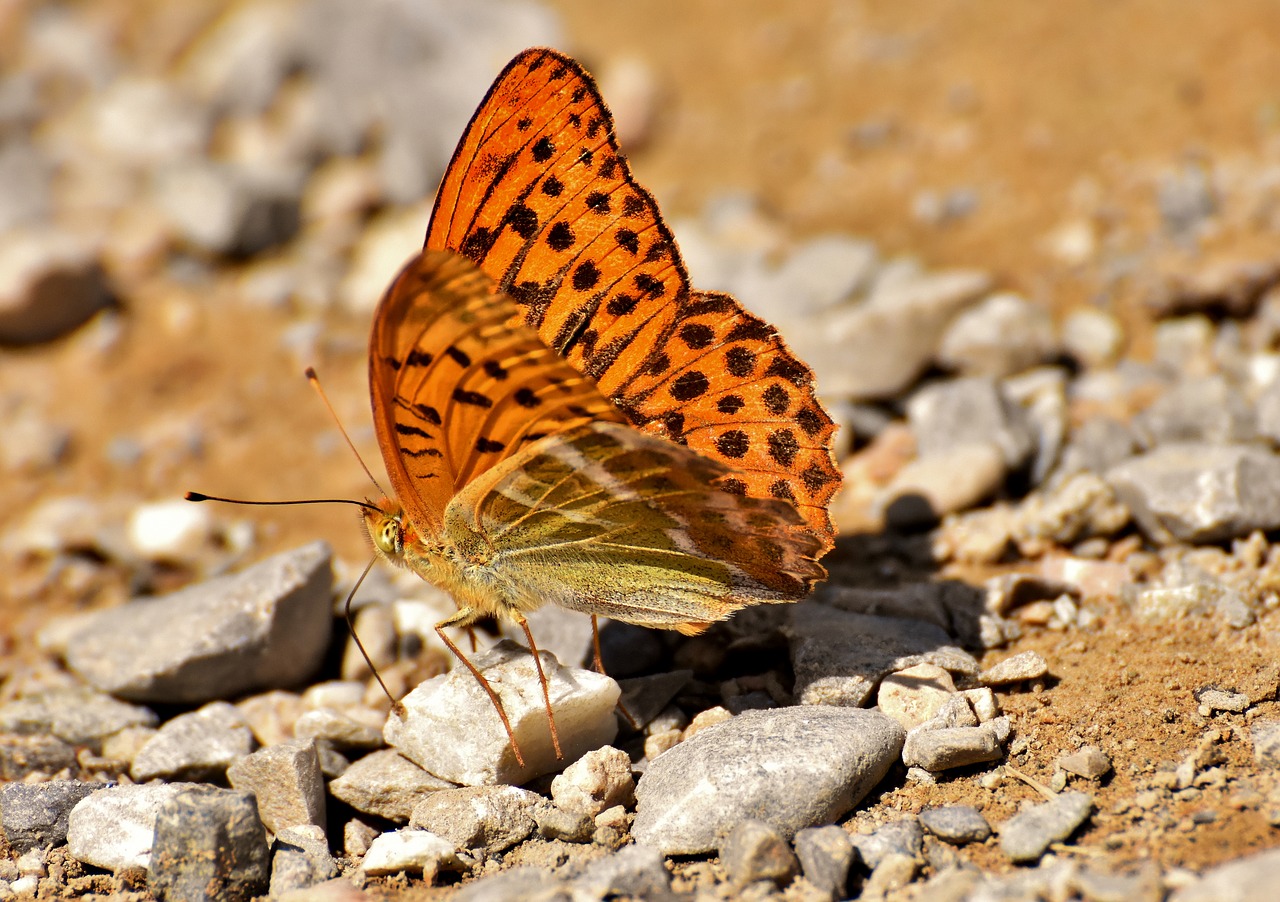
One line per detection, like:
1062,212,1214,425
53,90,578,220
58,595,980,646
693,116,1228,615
720,819,799,887
980,651,1050,685
999,792,1094,863
918,806,992,845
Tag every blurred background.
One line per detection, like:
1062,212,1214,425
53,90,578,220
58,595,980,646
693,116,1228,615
3,0,1280,626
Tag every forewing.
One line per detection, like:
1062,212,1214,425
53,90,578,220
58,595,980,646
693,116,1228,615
443,421,826,630
369,248,623,538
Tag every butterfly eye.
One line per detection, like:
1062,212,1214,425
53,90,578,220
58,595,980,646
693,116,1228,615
374,518,401,556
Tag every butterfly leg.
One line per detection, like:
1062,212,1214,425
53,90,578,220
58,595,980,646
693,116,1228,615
590,615,639,731
511,612,564,760
434,607,526,768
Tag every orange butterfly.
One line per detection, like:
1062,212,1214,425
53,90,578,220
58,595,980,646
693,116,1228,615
358,49,841,766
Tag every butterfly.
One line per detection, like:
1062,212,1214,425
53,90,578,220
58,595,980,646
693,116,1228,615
361,48,842,767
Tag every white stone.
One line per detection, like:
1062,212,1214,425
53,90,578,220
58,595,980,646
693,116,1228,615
337,207,424,313
359,829,467,878
66,783,198,871
385,640,619,786
551,746,635,817
126,499,215,563
877,664,957,730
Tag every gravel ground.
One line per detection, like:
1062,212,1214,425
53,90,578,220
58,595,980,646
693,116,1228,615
4,1,1280,900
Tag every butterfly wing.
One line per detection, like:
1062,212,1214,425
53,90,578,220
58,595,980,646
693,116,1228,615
442,420,825,632
369,248,624,538
425,48,842,550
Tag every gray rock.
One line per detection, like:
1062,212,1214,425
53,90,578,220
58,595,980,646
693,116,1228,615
793,825,855,901
789,603,978,707
999,791,1093,863
1055,417,1138,478
1057,746,1112,779
385,639,619,786
147,786,269,902
1250,720,1280,769
131,701,255,782
876,663,957,731
879,441,1009,527
0,733,78,779
571,844,671,900
1106,444,1280,544
453,866,570,902
409,786,540,856
359,828,470,879
0,228,114,345
936,293,1057,378
902,724,1004,772
1007,367,1070,486
533,804,594,843
269,825,340,897
849,818,924,868
0,688,157,749
907,376,1035,469
918,806,992,844
1133,376,1256,447
813,268,992,399
226,738,326,835
1171,846,1280,902
633,707,904,855
616,671,693,731
0,781,103,854
497,604,595,670
1156,162,1216,238
293,708,384,752
979,651,1050,685
58,541,333,704
1014,472,1131,547
67,782,201,871
550,745,634,817
1195,686,1251,714
329,748,454,822
720,819,799,886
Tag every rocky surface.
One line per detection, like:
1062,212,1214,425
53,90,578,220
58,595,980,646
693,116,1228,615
3,1,1280,900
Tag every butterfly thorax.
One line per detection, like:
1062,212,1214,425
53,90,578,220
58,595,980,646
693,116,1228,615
363,498,526,620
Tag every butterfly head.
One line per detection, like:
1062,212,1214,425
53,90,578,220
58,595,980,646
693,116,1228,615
364,498,408,562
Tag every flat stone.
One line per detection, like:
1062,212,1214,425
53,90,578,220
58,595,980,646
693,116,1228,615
270,825,340,897
1106,444,1280,544
1056,746,1112,779
226,738,326,834
794,825,855,901
0,781,103,854
67,782,201,871
56,542,333,704
907,376,1035,469
918,806,992,844
570,844,671,900
359,829,469,879
329,748,455,822
879,441,1009,527
1133,375,1257,446
293,708,384,751
633,707,904,855
1195,686,1251,714
0,688,157,750
999,792,1093,863
902,724,1004,772
131,701,255,782
550,745,635,817
147,786,270,902
616,670,693,731
385,639,620,786
452,866,569,902
877,663,958,731
409,786,541,855
980,651,1050,685
1170,846,1280,902
0,227,113,345
720,819,799,886
0,733,78,779
789,603,977,707
936,292,1057,378
850,818,924,868
533,804,594,843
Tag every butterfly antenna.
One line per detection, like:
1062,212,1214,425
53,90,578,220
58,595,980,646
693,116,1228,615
185,492,381,513
305,366,390,498
346,555,406,719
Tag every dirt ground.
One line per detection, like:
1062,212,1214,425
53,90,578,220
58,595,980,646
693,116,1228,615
5,0,1280,893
